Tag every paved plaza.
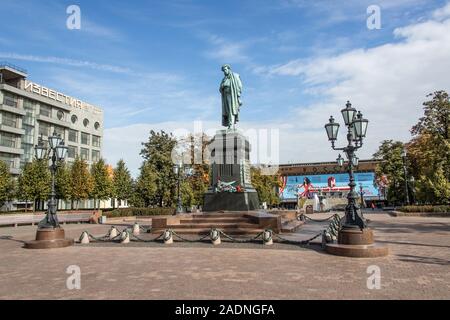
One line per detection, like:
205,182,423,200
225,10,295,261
0,213,448,300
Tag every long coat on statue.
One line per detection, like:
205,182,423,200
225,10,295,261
220,72,242,128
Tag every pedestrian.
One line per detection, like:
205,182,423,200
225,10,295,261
371,202,376,211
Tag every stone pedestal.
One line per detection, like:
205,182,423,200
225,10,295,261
24,228,74,249
326,227,388,258
203,130,260,212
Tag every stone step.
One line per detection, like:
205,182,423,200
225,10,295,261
180,217,250,224
172,223,259,229
281,220,305,233
153,228,264,235
190,213,248,218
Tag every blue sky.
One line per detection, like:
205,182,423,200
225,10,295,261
1,0,449,175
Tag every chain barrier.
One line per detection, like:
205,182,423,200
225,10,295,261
79,216,342,247
298,213,342,223
218,230,264,243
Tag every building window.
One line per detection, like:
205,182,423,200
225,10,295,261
92,135,101,148
39,104,51,117
68,145,78,159
71,115,78,124
68,129,78,143
3,93,18,108
92,150,100,162
83,118,89,127
80,148,89,161
0,132,16,148
54,126,65,138
21,124,34,145
38,122,51,136
81,132,90,145
57,110,65,121
0,152,15,168
94,122,100,130
1,112,18,128
23,99,36,110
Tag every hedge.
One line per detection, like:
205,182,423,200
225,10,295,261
398,205,450,213
103,207,175,218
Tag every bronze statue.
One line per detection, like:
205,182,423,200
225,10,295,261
220,64,242,129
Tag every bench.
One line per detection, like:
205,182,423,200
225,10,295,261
0,211,101,227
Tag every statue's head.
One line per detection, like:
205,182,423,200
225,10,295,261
221,64,231,76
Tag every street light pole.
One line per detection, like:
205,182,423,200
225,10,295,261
401,149,410,206
25,132,72,249
325,102,367,229
173,162,184,214
359,183,365,208
323,101,388,257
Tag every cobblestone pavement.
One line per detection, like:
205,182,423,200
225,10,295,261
0,213,448,300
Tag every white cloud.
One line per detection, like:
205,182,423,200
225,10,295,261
0,53,132,74
260,6,450,165
105,7,450,176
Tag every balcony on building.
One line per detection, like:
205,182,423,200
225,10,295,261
0,62,27,89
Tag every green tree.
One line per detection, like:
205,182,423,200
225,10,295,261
135,161,158,207
112,159,133,207
373,140,407,205
177,133,211,207
0,160,13,208
55,162,72,204
90,158,113,210
140,130,177,207
408,91,450,204
128,179,145,207
17,159,51,211
251,166,280,207
70,157,93,209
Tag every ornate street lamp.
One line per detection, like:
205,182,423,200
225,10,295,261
324,101,367,230
26,132,73,249
410,176,416,205
324,101,388,257
173,161,184,214
401,148,410,206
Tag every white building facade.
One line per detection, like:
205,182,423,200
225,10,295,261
0,62,107,210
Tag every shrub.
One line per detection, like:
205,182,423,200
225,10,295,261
398,205,450,213
103,207,175,218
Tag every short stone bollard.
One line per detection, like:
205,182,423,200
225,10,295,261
79,231,90,244
132,223,140,236
120,230,130,244
210,229,221,245
263,229,273,246
109,226,118,239
163,229,173,244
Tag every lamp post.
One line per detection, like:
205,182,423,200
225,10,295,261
410,176,415,205
25,132,72,249
359,183,365,208
325,101,368,229
324,101,388,257
401,149,410,206
173,161,184,214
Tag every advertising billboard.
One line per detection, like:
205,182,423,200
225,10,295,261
279,172,379,200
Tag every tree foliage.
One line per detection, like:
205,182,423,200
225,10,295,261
373,140,408,204
140,130,177,207
113,159,133,205
55,162,71,201
70,157,93,209
0,160,14,207
251,166,280,207
135,161,158,207
374,91,450,205
90,158,113,209
16,159,51,211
